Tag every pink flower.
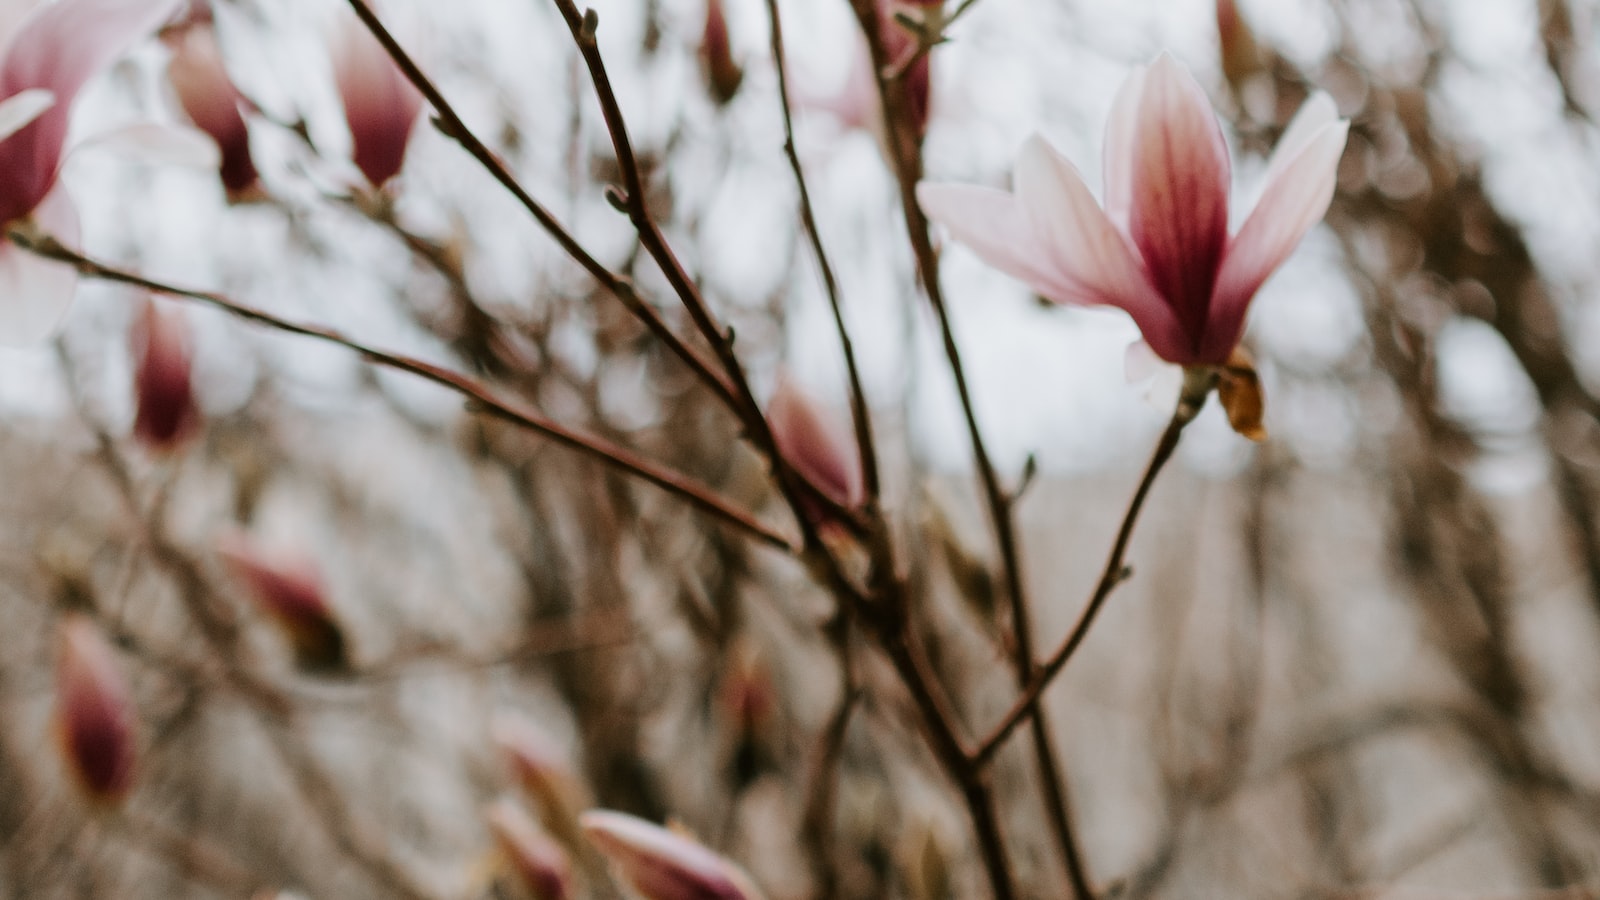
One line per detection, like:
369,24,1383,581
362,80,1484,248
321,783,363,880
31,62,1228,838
218,535,348,672
165,11,259,199
131,298,200,452
486,799,573,900
916,53,1348,367
580,810,765,900
332,12,422,189
805,0,930,144
768,373,863,512
698,0,742,106
55,614,138,804
0,0,186,344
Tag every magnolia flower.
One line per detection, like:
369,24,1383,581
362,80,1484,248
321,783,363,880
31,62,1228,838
768,374,863,512
486,799,573,900
165,11,259,199
806,0,930,146
0,0,187,343
581,810,765,900
698,0,742,106
917,53,1348,369
55,614,138,804
131,298,200,452
219,535,348,672
332,12,422,189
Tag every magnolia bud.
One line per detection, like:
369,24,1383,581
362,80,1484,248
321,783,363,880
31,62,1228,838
218,536,347,672
131,299,200,453
1217,0,1265,92
492,713,588,846
165,19,259,199
487,798,573,900
332,13,423,189
698,0,742,106
580,810,765,900
55,615,137,804
768,374,863,514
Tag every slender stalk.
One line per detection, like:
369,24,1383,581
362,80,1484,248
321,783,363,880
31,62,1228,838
762,0,881,501
975,399,1198,767
844,3,1088,892
18,232,795,553
340,0,737,409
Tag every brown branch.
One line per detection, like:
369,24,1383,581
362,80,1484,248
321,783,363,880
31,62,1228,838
19,232,797,553
974,397,1197,767
762,0,881,502
339,0,738,410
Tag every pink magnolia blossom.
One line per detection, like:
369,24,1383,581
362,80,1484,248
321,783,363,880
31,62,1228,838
131,298,200,452
0,0,187,343
806,0,930,144
486,798,573,900
768,373,863,512
332,12,422,189
55,614,138,804
165,10,259,199
917,53,1348,367
219,535,348,672
698,0,742,106
581,810,766,900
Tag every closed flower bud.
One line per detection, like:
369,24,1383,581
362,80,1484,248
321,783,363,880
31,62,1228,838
218,536,347,673
487,798,573,900
55,615,137,804
1216,0,1265,92
492,713,588,845
768,374,863,518
332,12,422,189
165,15,259,199
698,0,742,106
580,810,765,900
131,299,200,453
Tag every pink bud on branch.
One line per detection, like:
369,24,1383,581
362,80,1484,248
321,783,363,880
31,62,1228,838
580,810,766,900
918,53,1348,369
333,11,422,189
165,13,259,199
55,614,137,804
131,299,200,452
486,799,573,900
218,536,347,672
698,0,742,106
768,374,864,516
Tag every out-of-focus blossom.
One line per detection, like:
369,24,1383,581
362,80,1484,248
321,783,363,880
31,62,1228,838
492,712,588,846
768,374,863,513
1216,0,1265,92
131,298,200,452
917,53,1348,368
807,0,931,147
332,11,422,190
164,8,259,199
580,810,766,900
218,536,348,672
0,0,187,344
486,798,573,900
55,614,137,804
698,0,742,106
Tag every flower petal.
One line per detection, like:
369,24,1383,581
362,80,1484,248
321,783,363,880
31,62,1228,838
1015,134,1188,358
1261,91,1339,188
1205,117,1348,362
1125,53,1231,352
75,123,223,169
1102,63,1147,232
0,88,52,144
0,0,184,220
0,183,78,345
917,181,1079,301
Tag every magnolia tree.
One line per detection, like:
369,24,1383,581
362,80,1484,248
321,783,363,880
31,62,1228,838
9,0,1600,897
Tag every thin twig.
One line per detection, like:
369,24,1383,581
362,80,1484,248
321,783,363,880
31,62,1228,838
763,0,881,501
974,404,1194,767
19,233,796,553
339,0,738,409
